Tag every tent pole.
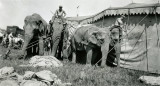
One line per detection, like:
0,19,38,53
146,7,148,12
155,7,160,47
127,9,130,38
123,13,149,67
101,11,105,28
155,7,160,73
123,9,130,62
144,26,149,72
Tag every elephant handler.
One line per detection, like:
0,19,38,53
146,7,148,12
52,5,66,24
110,15,126,67
110,14,126,41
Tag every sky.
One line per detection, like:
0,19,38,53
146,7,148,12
0,0,157,29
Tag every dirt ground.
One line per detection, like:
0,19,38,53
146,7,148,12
0,45,156,86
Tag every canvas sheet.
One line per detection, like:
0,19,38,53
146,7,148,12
120,24,160,74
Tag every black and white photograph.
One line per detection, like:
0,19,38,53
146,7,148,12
0,0,159,86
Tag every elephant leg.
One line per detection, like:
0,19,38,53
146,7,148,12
86,47,92,65
51,37,60,57
39,37,44,55
101,42,110,67
58,45,63,60
57,34,63,60
115,42,121,67
32,45,36,55
72,51,76,63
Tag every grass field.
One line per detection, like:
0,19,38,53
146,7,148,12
0,45,156,86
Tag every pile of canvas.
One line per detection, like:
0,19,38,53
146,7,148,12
139,76,160,85
29,55,63,67
0,67,71,86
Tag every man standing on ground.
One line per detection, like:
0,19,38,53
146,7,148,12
8,32,14,48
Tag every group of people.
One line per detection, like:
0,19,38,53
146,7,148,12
1,33,24,49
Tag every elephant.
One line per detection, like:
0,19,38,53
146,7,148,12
62,24,121,67
20,13,48,59
50,17,65,59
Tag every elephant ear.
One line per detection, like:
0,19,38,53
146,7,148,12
88,31,98,44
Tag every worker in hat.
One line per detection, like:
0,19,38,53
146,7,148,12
52,5,66,24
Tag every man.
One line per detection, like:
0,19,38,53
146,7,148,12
115,15,126,28
1,34,8,46
52,5,66,24
8,32,14,48
110,15,126,41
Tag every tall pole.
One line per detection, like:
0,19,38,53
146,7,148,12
155,7,159,73
77,6,79,17
144,26,148,72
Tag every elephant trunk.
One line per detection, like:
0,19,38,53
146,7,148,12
21,34,33,58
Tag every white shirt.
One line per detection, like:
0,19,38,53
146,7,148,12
8,33,13,41
115,18,124,27
55,9,66,18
